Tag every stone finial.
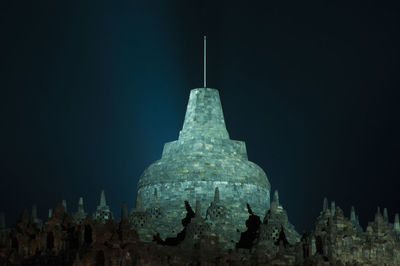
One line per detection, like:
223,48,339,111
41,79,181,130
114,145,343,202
270,196,278,213
195,200,201,218
383,208,388,223
154,188,158,203
0,212,5,229
331,201,336,216
62,200,67,213
48,208,53,218
121,202,128,220
350,206,356,222
323,197,328,212
214,187,220,203
78,197,85,213
394,213,400,233
32,204,38,219
375,206,383,222
136,194,142,210
273,190,279,206
100,190,106,207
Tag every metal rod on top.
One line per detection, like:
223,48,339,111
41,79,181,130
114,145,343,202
204,35,206,88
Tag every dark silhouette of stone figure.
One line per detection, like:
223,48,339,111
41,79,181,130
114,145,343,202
154,200,195,246
236,203,261,249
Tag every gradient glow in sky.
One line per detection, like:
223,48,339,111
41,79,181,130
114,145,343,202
1,2,400,232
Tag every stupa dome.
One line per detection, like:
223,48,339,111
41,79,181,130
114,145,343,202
137,87,270,239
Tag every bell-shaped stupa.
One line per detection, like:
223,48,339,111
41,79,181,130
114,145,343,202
137,37,270,239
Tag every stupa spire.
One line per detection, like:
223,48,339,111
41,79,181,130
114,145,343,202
383,208,389,222
350,206,356,222
322,197,328,212
331,201,336,216
195,200,201,218
78,197,85,213
136,194,143,210
62,200,67,213
273,190,279,206
214,187,220,203
100,190,106,207
394,213,400,233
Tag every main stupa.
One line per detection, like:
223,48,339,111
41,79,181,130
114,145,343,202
136,37,270,239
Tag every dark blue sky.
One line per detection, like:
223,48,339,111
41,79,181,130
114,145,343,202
1,2,400,232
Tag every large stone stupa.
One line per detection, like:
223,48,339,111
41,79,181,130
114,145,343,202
136,37,270,239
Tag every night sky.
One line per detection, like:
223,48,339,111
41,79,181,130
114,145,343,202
1,2,400,232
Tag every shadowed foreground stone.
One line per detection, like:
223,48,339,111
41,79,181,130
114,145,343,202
1,199,399,265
